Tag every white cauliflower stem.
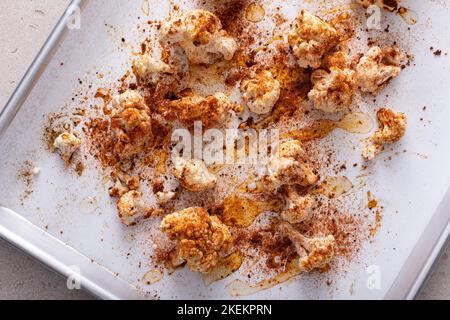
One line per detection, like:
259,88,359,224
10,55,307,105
281,186,315,224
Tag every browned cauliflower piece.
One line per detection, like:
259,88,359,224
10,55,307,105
117,190,155,226
363,107,407,160
308,67,357,113
279,222,335,272
108,168,140,198
160,207,234,273
280,186,315,224
288,10,340,69
110,90,152,159
356,46,406,94
159,9,237,65
357,0,400,12
262,140,318,193
240,70,281,115
133,53,173,83
53,132,81,166
160,91,239,129
173,157,217,192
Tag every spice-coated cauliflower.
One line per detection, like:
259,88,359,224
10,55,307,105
288,10,340,69
53,132,81,165
117,190,155,226
160,207,234,273
159,9,237,65
280,222,335,272
173,157,217,192
280,186,315,224
240,70,281,115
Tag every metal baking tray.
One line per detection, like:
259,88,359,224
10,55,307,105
0,0,449,299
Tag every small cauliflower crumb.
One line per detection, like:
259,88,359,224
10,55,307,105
288,10,340,69
173,157,217,192
111,90,152,159
117,190,154,226
133,53,173,83
356,46,406,94
53,132,81,165
240,70,281,115
262,140,318,193
308,67,356,113
161,91,239,129
280,186,315,224
160,207,234,273
155,191,176,205
159,9,237,65
363,107,407,160
279,222,335,272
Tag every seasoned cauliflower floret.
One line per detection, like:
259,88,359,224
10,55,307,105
308,67,356,113
363,107,407,160
281,186,315,224
161,91,239,129
109,169,140,198
117,190,154,226
240,70,281,115
155,191,177,205
288,10,340,69
262,140,318,193
53,132,81,165
160,207,234,273
159,9,237,65
173,157,217,192
110,90,152,159
356,46,405,94
280,222,335,272
133,53,173,83
357,0,400,12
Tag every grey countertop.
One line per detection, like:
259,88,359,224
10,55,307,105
0,0,448,300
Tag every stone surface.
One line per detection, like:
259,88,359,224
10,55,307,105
0,0,448,300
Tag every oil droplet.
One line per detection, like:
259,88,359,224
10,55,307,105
141,0,151,16
312,176,353,199
245,3,265,23
282,112,373,142
142,269,163,285
203,251,243,286
226,258,300,297
337,112,373,134
398,7,418,25
80,196,98,213
221,194,283,228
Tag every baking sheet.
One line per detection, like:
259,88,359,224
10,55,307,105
0,0,449,299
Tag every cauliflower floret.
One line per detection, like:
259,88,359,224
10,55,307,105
357,0,400,12
159,9,237,65
240,70,281,115
133,53,173,83
161,91,239,129
117,190,154,226
110,90,152,159
288,10,340,69
356,46,406,94
279,222,335,272
155,191,177,205
262,140,318,193
363,107,407,160
160,207,234,273
108,169,139,198
308,67,356,113
280,186,315,224
173,157,217,192
53,132,81,165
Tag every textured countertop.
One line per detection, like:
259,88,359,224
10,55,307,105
0,0,448,300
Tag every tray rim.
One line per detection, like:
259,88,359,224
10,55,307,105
0,0,448,300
